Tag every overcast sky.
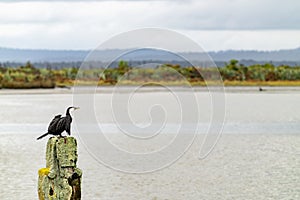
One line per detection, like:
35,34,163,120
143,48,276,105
0,0,299,51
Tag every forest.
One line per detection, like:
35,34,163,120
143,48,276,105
1,60,300,88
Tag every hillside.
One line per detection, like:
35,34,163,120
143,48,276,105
0,47,300,66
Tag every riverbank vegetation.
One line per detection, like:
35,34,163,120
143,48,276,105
2,60,300,88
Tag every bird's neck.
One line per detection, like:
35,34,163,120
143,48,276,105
66,108,71,116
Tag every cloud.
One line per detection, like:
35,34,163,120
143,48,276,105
0,0,158,1
144,0,300,30
1,0,299,29
0,0,299,50
184,30,300,51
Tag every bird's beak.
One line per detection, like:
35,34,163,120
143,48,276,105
74,107,80,110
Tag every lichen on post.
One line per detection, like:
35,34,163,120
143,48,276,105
38,136,82,200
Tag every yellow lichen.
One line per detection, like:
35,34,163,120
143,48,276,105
38,168,50,176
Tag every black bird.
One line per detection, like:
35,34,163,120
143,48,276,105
259,87,266,92
37,106,79,140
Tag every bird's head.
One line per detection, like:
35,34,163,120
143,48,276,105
66,106,80,114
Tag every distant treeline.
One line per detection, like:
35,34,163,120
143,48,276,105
0,61,83,69
220,59,300,81
1,60,300,88
1,59,300,69
96,60,300,84
0,62,55,88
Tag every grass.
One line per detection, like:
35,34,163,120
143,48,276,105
223,80,300,86
57,80,300,87
2,80,55,89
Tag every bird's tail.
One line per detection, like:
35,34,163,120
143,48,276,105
37,133,49,140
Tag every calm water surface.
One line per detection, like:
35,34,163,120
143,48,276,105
0,87,299,199
1,86,300,134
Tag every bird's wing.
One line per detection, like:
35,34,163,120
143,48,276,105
48,114,62,133
56,117,66,133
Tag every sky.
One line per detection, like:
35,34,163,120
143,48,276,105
0,0,299,51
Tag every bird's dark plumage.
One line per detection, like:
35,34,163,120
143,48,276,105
37,107,78,140
48,114,62,132
259,87,266,92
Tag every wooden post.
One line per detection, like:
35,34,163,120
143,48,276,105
38,137,82,200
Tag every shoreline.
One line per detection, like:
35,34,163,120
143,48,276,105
1,85,300,95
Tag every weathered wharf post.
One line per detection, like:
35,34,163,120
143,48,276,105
38,137,82,200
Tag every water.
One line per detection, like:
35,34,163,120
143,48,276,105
1,87,300,134
0,87,299,199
